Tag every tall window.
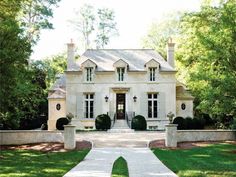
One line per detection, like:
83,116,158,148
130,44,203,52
148,93,158,118
86,67,93,82
149,68,156,81
84,94,94,118
117,67,125,81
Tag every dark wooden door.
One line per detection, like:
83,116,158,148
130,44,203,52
116,94,125,119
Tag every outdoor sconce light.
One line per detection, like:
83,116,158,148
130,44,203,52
105,96,109,102
133,95,137,102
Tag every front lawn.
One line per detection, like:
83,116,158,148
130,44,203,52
0,149,89,177
152,143,236,177
112,156,129,177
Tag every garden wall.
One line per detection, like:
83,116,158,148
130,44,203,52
165,125,236,147
0,130,63,145
177,130,236,142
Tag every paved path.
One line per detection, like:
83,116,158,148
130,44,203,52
76,131,165,148
63,148,177,177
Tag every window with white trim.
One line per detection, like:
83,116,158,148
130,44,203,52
86,67,93,82
117,67,125,81
84,94,94,118
148,93,158,118
149,68,156,81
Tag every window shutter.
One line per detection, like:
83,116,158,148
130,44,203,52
158,92,166,119
140,92,148,118
76,94,83,118
94,92,102,117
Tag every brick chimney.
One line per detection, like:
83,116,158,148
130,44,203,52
67,39,75,70
167,38,175,68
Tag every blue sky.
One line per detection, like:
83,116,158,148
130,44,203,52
31,0,201,60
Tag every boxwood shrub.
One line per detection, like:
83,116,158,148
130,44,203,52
192,117,205,129
185,117,193,130
173,116,186,130
56,117,69,130
131,115,147,130
95,114,111,130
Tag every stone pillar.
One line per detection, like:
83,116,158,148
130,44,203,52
64,125,76,150
67,40,75,71
167,38,175,68
165,124,178,147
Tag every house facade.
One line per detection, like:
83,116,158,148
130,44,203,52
48,41,194,130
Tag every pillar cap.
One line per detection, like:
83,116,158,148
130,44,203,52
165,124,178,127
64,124,76,128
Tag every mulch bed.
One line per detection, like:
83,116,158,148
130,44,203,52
0,140,92,153
149,140,236,150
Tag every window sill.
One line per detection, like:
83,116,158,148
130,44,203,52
146,118,168,121
80,118,95,121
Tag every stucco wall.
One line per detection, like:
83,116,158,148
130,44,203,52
65,71,177,130
176,100,193,118
0,130,63,145
177,130,236,142
48,98,66,130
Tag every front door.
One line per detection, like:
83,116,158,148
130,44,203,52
116,94,125,119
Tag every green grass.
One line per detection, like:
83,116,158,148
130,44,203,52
152,143,236,177
112,156,129,177
0,149,90,177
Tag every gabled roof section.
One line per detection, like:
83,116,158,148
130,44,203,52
48,88,66,99
77,49,175,72
50,74,66,91
144,58,160,68
81,58,97,68
113,59,129,68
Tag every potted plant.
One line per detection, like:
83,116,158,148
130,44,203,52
66,112,74,124
167,112,175,124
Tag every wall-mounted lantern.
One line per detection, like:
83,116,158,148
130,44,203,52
105,96,109,102
133,95,137,102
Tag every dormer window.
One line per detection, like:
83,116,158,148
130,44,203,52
149,68,156,81
117,67,125,81
86,67,93,82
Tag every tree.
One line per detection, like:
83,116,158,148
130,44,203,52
177,0,236,125
19,0,61,43
142,12,182,58
70,4,95,49
70,4,118,50
95,8,118,49
35,53,67,89
0,0,32,129
0,0,60,129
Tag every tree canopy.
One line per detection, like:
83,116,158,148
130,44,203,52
0,0,60,129
70,4,118,50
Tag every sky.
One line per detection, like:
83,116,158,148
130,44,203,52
31,0,202,60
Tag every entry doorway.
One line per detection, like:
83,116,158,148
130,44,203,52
116,93,125,119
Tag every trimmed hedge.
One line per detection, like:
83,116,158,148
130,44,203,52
185,117,193,130
173,116,206,130
192,117,205,129
173,116,186,130
56,117,69,130
95,114,111,130
131,115,147,130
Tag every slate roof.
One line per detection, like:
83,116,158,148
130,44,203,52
48,88,66,99
77,49,175,72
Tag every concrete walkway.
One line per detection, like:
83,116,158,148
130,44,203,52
76,131,165,148
63,148,177,177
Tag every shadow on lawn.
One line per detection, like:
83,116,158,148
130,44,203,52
0,149,90,177
152,143,236,177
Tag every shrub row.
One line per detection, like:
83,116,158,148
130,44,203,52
131,115,147,130
95,114,111,130
173,116,205,130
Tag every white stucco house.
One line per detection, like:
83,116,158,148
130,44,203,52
48,41,194,130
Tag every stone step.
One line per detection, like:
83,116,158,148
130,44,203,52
93,140,147,148
108,128,134,133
